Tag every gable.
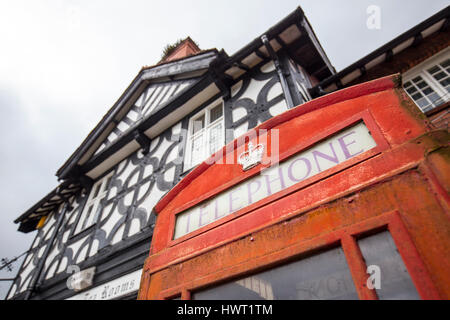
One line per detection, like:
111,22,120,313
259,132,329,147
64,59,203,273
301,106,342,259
94,77,199,156
56,50,219,181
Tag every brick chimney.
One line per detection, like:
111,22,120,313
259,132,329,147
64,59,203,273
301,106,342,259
160,37,201,63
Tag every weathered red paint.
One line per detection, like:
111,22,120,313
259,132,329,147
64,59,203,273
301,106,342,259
138,74,450,300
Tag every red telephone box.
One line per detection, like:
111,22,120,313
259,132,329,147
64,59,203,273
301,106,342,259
138,74,450,300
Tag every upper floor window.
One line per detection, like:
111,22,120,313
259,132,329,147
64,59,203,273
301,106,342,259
403,49,450,113
74,172,113,234
184,101,225,170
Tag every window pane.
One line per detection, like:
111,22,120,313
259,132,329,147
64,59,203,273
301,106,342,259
358,231,420,300
416,81,427,89
416,97,430,110
427,66,440,75
422,87,432,95
411,92,423,100
411,76,424,85
438,76,449,92
403,81,412,88
209,104,223,123
192,114,205,134
209,123,223,155
192,247,358,300
440,78,450,90
433,71,446,81
190,134,205,166
440,59,450,68
428,93,442,106
403,81,412,89
406,86,417,94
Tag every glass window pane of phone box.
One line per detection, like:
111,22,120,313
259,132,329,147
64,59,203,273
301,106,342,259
358,231,420,300
192,247,358,300
192,231,421,300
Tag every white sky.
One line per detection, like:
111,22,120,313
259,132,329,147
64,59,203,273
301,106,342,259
0,0,448,299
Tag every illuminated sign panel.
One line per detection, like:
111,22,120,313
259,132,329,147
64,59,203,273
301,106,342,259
174,121,377,239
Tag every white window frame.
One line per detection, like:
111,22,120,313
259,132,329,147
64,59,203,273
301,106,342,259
403,48,450,113
184,99,225,171
74,172,113,234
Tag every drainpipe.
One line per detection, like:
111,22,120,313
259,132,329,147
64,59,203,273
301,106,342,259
24,201,70,300
261,35,295,108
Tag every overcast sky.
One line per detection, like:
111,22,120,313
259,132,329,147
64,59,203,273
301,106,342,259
0,0,448,299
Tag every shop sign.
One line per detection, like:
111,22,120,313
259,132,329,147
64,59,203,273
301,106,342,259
66,269,142,300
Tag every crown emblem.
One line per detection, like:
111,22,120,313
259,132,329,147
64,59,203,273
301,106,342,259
238,142,265,171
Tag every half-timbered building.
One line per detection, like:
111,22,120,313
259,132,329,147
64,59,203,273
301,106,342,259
8,5,449,300
7,7,334,300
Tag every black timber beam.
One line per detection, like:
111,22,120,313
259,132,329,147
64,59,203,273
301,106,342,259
210,51,234,99
261,35,295,108
133,130,151,154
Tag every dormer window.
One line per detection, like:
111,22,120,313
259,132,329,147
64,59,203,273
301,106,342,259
184,101,225,170
74,172,113,234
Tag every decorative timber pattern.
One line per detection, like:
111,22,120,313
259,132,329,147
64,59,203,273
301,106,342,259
95,78,197,155
7,122,185,299
7,203,65,298
225,61,288,139
8,56,311,300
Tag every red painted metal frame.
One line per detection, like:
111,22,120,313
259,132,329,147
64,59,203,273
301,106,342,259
159,210,440,300
139,75,449,301
168,110,390,246
342,210,441,300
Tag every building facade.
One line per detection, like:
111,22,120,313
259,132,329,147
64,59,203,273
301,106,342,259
7,7,334,300
7,6,449,300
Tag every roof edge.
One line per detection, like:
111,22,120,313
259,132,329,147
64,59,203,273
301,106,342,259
314,5,449,92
